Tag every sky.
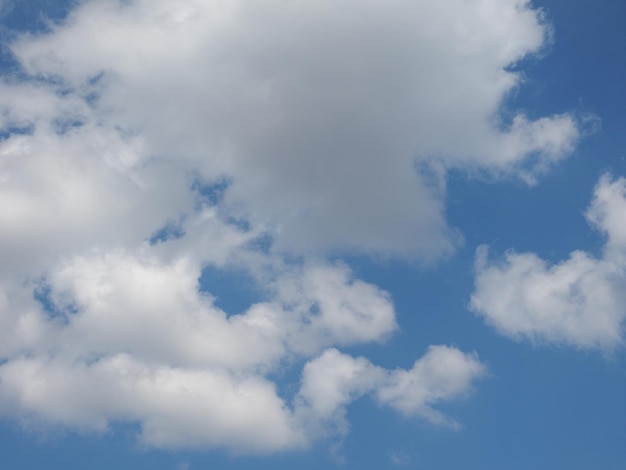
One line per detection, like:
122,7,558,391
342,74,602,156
0,0,624,469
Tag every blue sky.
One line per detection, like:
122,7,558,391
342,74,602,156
0,1,625,469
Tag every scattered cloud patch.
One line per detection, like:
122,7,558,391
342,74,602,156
295,347,486,439
0,248,486,452
0,0,584,454
471,175,626,349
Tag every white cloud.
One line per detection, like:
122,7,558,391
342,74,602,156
11,0,578,257
295,348,385,438
0,0,583,453
295,346,485,438
0,247,485,452
587,174,626,258
471,175,626,349
272,261,398,354
376,345,486,426
0,103,195,276
0,354,302,453
39,252,397,370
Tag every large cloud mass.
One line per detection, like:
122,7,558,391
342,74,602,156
0,0,579,453
9,0,579,256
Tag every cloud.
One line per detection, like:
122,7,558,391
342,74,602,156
0,91,201,276
471,175,626,349
0,354,301,453
0,0,582,454
0,247,485,452
10,0,578,257
376,345,487,426
40,252,398,371
295,346,485,439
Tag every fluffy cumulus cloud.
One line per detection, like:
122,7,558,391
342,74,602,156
0,246,485,452
471,175,626,349
0,0,580,454
295,346,485,438
10,0,579,257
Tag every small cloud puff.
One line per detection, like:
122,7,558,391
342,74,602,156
471,175,626,350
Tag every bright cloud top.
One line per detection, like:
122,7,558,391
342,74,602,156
471,175,626,349
0,0,581,454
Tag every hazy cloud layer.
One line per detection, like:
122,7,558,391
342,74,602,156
471,175,626,349
0,0,582,453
